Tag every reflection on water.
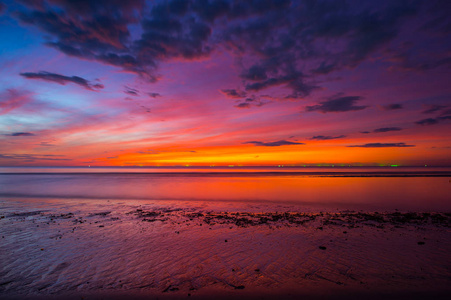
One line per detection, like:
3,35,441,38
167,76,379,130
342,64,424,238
1,166,451,175
0,167,450,211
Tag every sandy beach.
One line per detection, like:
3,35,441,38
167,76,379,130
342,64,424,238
1,198,450,299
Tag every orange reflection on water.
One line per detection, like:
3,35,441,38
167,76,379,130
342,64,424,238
0,170,449,211
126,176,449,211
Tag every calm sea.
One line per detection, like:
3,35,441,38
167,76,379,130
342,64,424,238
0,166,450,211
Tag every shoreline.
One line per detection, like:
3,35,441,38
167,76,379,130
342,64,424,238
1,198,450,299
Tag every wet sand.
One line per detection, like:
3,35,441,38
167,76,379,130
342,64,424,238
1,198,450,299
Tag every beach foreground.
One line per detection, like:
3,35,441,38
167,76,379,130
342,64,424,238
1,198,450,299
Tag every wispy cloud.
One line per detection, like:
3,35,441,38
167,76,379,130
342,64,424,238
415,115,451,126
148,92,161,98
422,105,447,114
124,86,139,96
37,142,55,147
306,96,368,113
347,143,415,148
244,140,304,147
235,102,250,109
6,132,35,136
0,89,33,115
221,89,247,99
310,135,346,140
20,71,104,91
382,103,403,110
373,127,402,133
234,96,269,109
0,154,69,161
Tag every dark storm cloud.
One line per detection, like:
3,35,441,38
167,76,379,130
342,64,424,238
124,86,139,96
373,127,403,133
244,70,318,99
243,140,304,147
382,104,403,110
310,135,346,140
223,1,418,98
17,0,145,50
422,105,447,114
220,89,247,98
11,0,447,98
7,132,35,136
137,14,212,62
306,96,368,113
191,0,230,23
347,143,415,148
240,65,268,81
16,0,152,78
20,71,104,91
311,62,337,75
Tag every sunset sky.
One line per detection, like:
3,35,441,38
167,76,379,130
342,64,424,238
0,0,450,167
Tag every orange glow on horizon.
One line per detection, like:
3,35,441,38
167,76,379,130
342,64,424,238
75,142,449,167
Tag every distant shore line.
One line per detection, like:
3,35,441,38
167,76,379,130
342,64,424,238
1,171,451,177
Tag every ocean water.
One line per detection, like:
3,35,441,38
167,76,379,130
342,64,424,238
0,166,450,211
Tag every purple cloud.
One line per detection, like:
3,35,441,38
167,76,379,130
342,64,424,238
12,0,435,99
422,105,447,114
348,143,415,148
221,89,247,99
306,96,368,113
310,135,346,140
382,104,403,110
7,132,35,136
244,140,305,147
373,127,403,133
148,92,161,98
20,71,104,91
124,86,139,96
415,115,451,126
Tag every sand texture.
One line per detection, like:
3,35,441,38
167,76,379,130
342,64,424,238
1,198,450,299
